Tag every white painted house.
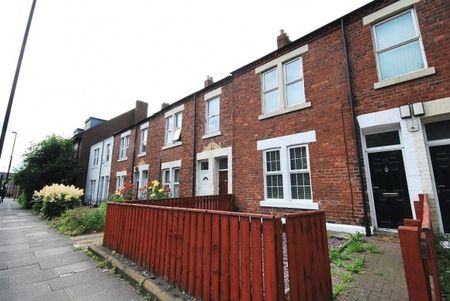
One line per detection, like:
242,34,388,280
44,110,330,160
85,137,114,205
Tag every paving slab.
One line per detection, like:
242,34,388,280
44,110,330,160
0,199,143,301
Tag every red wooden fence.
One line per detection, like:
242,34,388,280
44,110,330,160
103,201,332,300
127,194,235,211
398,193,442,301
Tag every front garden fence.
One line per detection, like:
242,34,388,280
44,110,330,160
104,195,332,300
398,193,442,301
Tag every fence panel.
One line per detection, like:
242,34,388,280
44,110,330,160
398,194,442,301
103,201,332,300
127,194,236,211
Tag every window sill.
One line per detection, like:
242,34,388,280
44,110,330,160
117,158,128,162
202,131,222,139
162,141,182,150
374,67,436,90
260,199,319,210
258,101,311,120
137,152,146,157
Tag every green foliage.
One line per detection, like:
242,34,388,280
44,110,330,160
17,191,31,208
332,282,347,299
50,203,107,236
40,198,81,220
436,235,450,299
344,258,365,273
345,233,366,253
107,193,124,202
13,135,81,205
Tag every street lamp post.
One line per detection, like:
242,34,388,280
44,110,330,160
0,0,37,160
1,131,18,202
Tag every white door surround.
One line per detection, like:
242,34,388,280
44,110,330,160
357,97,450,233
196,146,232,196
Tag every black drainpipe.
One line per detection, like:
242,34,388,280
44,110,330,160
192,93,198,196
341,18,372,236
131,125,138,200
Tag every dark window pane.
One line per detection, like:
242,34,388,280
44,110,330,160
201,161,209,170
219,158,228,170
425,120,450,141
365,131,400,148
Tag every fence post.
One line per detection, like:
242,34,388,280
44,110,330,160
398,225,431,301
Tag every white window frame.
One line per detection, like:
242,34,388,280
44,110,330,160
139,127,148,155
257,131,318,209
255,45,310,120
287,145,312,201
93,148,100,166
161,160,181,197
115,171,127,192
263,149,284,200
118,131,130,160
372,9,426,80
206,96,220,134
104,143,111,162
163,105,184,149
362,0,435,89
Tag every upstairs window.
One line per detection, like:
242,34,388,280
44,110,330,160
119,133,130,160
206,96,220,133
255,45,309,119
263,68,279,113
262,57,305,114
93,148,100,166
140,128,148,154
165,112,182,145
373,9,425,80
104,143,111,162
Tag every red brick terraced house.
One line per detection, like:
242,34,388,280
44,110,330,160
83,0,449,234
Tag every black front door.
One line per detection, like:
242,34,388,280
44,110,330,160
430,145,450,233
368,150,412,229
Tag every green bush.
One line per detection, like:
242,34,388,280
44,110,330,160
51,202,107,236
18,192,32,209
40,199,80,220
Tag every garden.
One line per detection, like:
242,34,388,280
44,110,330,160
24,179,169,236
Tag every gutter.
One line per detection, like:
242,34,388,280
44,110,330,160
340,18,372,236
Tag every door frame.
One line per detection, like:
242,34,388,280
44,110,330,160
196,146,232,196
424,123,450,233
361,129,414,231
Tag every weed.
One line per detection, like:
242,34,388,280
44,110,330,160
333,282,347,299
97,259,112,269
341,271,353,283
344,257,365,273
366,243,383,254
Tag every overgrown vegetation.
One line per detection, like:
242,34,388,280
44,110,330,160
33,183,84,219
13,135,81,208
330,233,383,299
50,202,107,236
436,235,450,300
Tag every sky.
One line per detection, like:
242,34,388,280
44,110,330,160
0,0,372,172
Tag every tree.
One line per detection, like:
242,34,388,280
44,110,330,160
13,135,81,208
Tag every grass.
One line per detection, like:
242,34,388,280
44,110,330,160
50,202,107,236
330,232,382,299
436,235,450,300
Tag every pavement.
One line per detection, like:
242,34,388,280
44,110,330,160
338,234,409,301
0,198,143,301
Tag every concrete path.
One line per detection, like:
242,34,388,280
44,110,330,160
0,198,143,301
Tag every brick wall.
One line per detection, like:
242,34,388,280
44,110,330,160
101,0,449,229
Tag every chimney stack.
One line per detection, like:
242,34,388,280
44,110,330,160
204,75,214,87
277,29,291,49
161,102,170,110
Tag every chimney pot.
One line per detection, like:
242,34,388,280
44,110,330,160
161,102,170,110
204,75,214,87
277,29,291,49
